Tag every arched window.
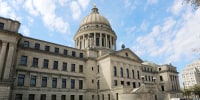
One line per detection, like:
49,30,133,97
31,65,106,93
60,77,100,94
114,66,117,77
126,69,129,78
120,68,123,77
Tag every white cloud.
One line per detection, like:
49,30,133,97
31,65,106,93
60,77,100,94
147,0,158,5
124,0,136,10
169,0,184,15
21,25,30,36
70,1,81,20
77,0,90,10
133,8,200,64
23,0,70,34
140,21,149,32
58,0,69,6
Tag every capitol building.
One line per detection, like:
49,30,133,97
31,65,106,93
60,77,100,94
0,5,182,100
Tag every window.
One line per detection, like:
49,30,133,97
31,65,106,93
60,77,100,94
108,94,110,100
29,94,35,100
42,77,47,87
52,95,56,100
20,56,27,65
62,79,66,88
97,65,99,73
114,66,117,77
127,82,130,85
72,51,76,57
80,53,83,58
121,81,124,85
132,70,135,79
24,41,29,48
32,57,38,67
15,94,22,100
96,38,99,46
120,68,123,77
70,95,75,100
62,62,67,71
133,82,136,88
71,79,75,89
43,59,49,68
45,46,50,52
125,53,128,57
126,69,129,78
30,75,36,87
35,43,40,50
61,95,66,100
53,61,58,70
114,80,117,86
79,95,83,100
63,49,68,56
0,22,4,30
160,76,163,81
138,82,140,87
18,74,25,86
161,85,165,91
40,94,46,100
137,71,140,79
79,65,83,73
71,64,75,72
97,80,100,89
52,78,57,88
79,80,83,89
159,68,161,71
102,94,104,100
55,48,59,54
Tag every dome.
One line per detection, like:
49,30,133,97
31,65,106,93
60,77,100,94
79,5,111,27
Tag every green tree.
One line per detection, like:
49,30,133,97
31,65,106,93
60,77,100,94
193,84,200,97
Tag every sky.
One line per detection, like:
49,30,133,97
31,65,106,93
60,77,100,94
0,0,200,86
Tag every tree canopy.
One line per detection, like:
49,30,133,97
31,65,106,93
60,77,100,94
184,0,200,9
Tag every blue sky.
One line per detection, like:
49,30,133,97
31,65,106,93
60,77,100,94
0,0,200,85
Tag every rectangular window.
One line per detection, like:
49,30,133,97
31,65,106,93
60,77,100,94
70,95,75,100
80,53,83,58
96,38,99,46
43,59,49,68
62,78,66,88
30,75,36,87
55,48,59,54
133,82,136,88
42,77,47,87
108,94,110,100
18,74,25,86
35,43,40,50
62,62,67,71
32,57,38,67
63,49,68,56
61,95,66,100
40,94,46,100
79,65,83,73
161,85,165,91
0,22,4,30
102,94,104,100
45,46,50,52
160,76,163,81
29,94,35,100
24,41,29,48
121,81,124,85
72,51,76,57
71,79,75,89
79,95,83,100
132,70,135,79
137,71,140,79
52,78,57,88
53,61,58,70
71,64,75,72
52,95,56,100
114,66,117,77
114,80,117,86
20,56,27,65
127,82,130,85
15,94,22,100
79,80,83,89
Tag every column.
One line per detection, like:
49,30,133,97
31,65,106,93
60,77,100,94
83,35,85,48
94,33,96,47
3,43,16,79
105,34,108,48
100,33,102,47
0,42,8,79
79,37,81,49
110,35,112,49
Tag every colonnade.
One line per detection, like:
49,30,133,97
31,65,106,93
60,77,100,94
0,41,16,80
75,33,116,50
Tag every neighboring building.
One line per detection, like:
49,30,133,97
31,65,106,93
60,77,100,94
182,59,200,88
0,5,181,100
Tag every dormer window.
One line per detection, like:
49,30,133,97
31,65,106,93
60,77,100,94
125,53,128,57
0,22,4,30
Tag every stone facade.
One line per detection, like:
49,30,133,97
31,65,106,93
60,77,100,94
0,6,181,100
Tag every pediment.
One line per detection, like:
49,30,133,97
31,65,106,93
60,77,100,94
113,48,143,63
